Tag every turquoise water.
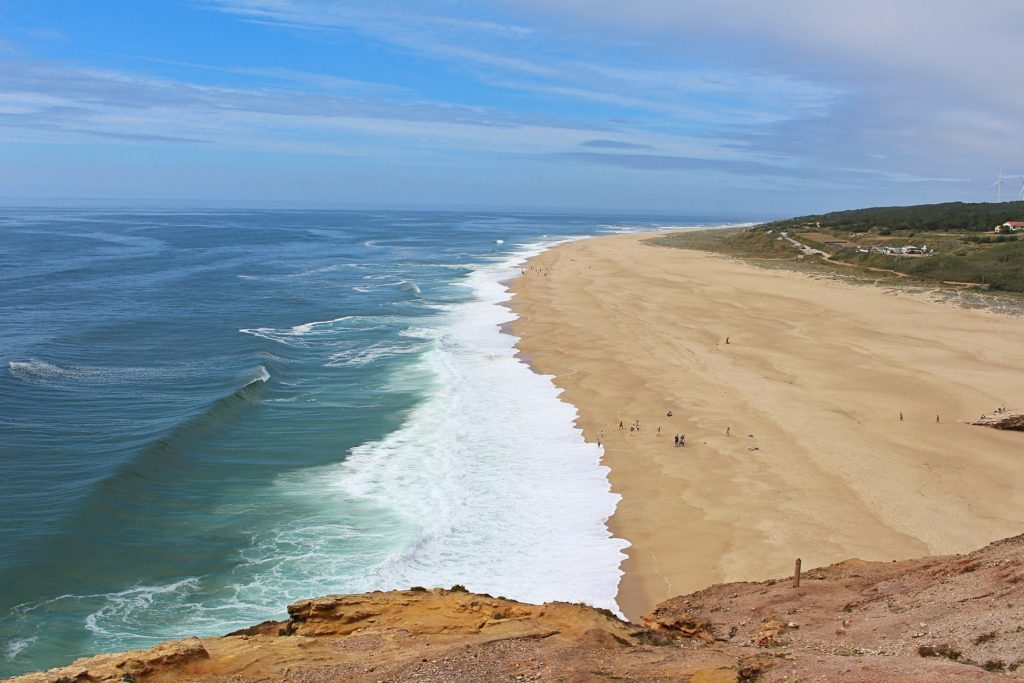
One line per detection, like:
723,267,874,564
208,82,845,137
0,209,730,676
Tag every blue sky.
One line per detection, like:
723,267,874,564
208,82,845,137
1,1,1022,214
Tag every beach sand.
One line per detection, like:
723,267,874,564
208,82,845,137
507,232,1024,622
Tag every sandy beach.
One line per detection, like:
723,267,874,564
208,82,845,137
507,231,1024,621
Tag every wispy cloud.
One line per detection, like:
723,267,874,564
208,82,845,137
0,60,622,156
138,58,407,96
504,0,1024,181
581,139,653,151
557,151,786,176
206,1,842,128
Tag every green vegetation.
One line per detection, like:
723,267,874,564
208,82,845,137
765,201,1024,233
831,241,1024,291
649,201,1024,293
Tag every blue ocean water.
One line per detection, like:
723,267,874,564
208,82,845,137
0,209,730,676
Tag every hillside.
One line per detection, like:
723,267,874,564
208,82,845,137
764,201,1024,234
11,534,1024,682
654,201,1024,292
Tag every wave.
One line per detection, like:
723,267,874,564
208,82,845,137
239,315,406,347
83,578,204,638
325,342,428,368
290,263,365,278
3,637,36,661
239,317,353,346
51,366,272,508
289,317,352,335
2,578,204,662
262,238,628,614
144,365,270,439
397,326,437,340
247,365,271,385
8,360,208,386
398,280,421,295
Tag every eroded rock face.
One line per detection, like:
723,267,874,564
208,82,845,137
10,637,209,683
12,536,1024,682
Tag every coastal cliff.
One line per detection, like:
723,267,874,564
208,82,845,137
12,534,1024,682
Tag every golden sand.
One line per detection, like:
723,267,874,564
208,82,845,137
507,232,1024,621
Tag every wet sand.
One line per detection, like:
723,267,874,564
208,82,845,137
507,232,1024,621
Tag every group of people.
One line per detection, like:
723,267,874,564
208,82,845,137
618,412,690,447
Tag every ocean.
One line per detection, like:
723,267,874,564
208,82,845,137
0,208,730,676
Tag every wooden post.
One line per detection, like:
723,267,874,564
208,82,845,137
794,558,802,588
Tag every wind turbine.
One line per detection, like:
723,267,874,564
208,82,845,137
990,169,1006,202
1019,176,1024,201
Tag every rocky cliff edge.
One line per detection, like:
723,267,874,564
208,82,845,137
12,534,1024,682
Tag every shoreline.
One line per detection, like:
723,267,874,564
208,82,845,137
507,231,1024,621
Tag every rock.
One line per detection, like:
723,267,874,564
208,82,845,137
12,638,208,683
754,620,785,647
970,411,1024,431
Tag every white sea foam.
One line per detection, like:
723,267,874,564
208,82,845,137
4,637,36,661
289,317,352,335
3,578,204,658
82,578,203,638
293,264,351,277
7,359,209,385
325,342,426,368
398,280,421,295
271,237,629,613
239,316,355,346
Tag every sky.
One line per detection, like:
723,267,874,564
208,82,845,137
1,1,1023,215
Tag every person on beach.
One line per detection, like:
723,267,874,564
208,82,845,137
899,411,903,421
726,426,731,436
674,434,679,446
936,414,940,423
680,434,686,446
657,426,661,436
619,420,623,430
725,336,730,344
